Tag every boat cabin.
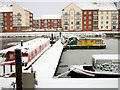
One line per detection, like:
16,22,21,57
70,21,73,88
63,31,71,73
92,54,120,73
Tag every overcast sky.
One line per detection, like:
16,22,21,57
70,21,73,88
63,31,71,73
1,0,120,17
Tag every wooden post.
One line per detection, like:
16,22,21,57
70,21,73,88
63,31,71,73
51,34,53,46
15,49,22,90
21,40,23,47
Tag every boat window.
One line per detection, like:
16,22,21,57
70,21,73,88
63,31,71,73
9,54,14,59
84,41,87,44
78,41,82,44
95,40,101,44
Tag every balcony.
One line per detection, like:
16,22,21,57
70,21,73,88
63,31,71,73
76,23,80,25
93,18,98,21
93,14,98,16
112,13,118,16
112,18,118,20
63,14,69,16
93,23,98,26
93,28,99,30
112,23,118,25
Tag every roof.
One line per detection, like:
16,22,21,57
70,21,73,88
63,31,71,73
33,17,41,20
92,54,120,60
0,4,13,12
74,2,117,10
40,15,61,19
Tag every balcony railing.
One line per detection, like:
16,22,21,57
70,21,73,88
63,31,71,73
112,23,118,25
63,14,69,16
64,23,69,25
76,23,80,25
93,14,98,16
93,23,98,26
112,13,118,15
112,18,118,20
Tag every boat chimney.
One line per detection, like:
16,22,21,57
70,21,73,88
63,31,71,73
21,40,23,47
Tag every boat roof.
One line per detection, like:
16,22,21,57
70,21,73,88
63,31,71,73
92,54,120,60
0,38,50,54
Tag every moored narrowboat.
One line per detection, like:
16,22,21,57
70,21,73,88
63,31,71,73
67,54,120,78
64,36,106,49
0,38,50,77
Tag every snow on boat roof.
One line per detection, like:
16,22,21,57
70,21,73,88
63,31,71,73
75,2,117,10
33,17,41,20
0,38,50,54
92,54,120,60
0,5,13,12
40,15,61,19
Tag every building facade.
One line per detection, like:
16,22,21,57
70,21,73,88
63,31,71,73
33,15,62,31
62,2,120,32
0,2,33,32
62,3,82,31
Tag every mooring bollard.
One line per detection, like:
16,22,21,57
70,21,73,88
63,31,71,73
51,33,53,46
15,49,22,90
21,40,23,47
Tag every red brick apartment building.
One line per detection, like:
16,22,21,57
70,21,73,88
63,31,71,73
82,10,98,31
33,15,62,31
0,2,33,32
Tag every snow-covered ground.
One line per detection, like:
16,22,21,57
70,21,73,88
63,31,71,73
0,40,118,88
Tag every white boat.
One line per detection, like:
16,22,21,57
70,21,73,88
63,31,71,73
68,54,120,78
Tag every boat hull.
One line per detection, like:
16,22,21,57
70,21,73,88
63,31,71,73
65,45,106,49
68,71,120,78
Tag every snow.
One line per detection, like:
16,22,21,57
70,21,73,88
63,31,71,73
0,39,119,88
92,54,120,60
75,2,117,10
0,5,13,12
39,15,61,19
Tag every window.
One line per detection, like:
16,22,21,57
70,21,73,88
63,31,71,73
89,21,91,24
101,11,103,14
106,21,108,24
113,26,116,29
10,54,14,59
76,22,80,25
89,16,91,19
89,26,91,29
76,26,80,30
10,13,12,16
76,17,80,20
71,26,73,29
71,17,73,20
10,18,12,21
89,11,91,14
5,18,7,21
84,41,87,44
76,12,80,15
84,11,87,15
84,16,86,19
84,26,86,29
106,26,108,29
95,40,101,44
4,13,7,16
101,21,103,24
93,11,98,15
71,11,73,15
106,11,109,14
84,21,86,24
101,16,103,19
5,22,7,25
5,27,7,30
10,23,12,25
106,16,108,19
101,26,103,29
65,27,68,30
10,27,13,30
78,41,82,44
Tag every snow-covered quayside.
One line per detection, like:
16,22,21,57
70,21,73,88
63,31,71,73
0,39,118,89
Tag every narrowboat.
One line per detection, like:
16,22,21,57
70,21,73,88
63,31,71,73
0,38,50,77
64,36,106,49
67,54,120,78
